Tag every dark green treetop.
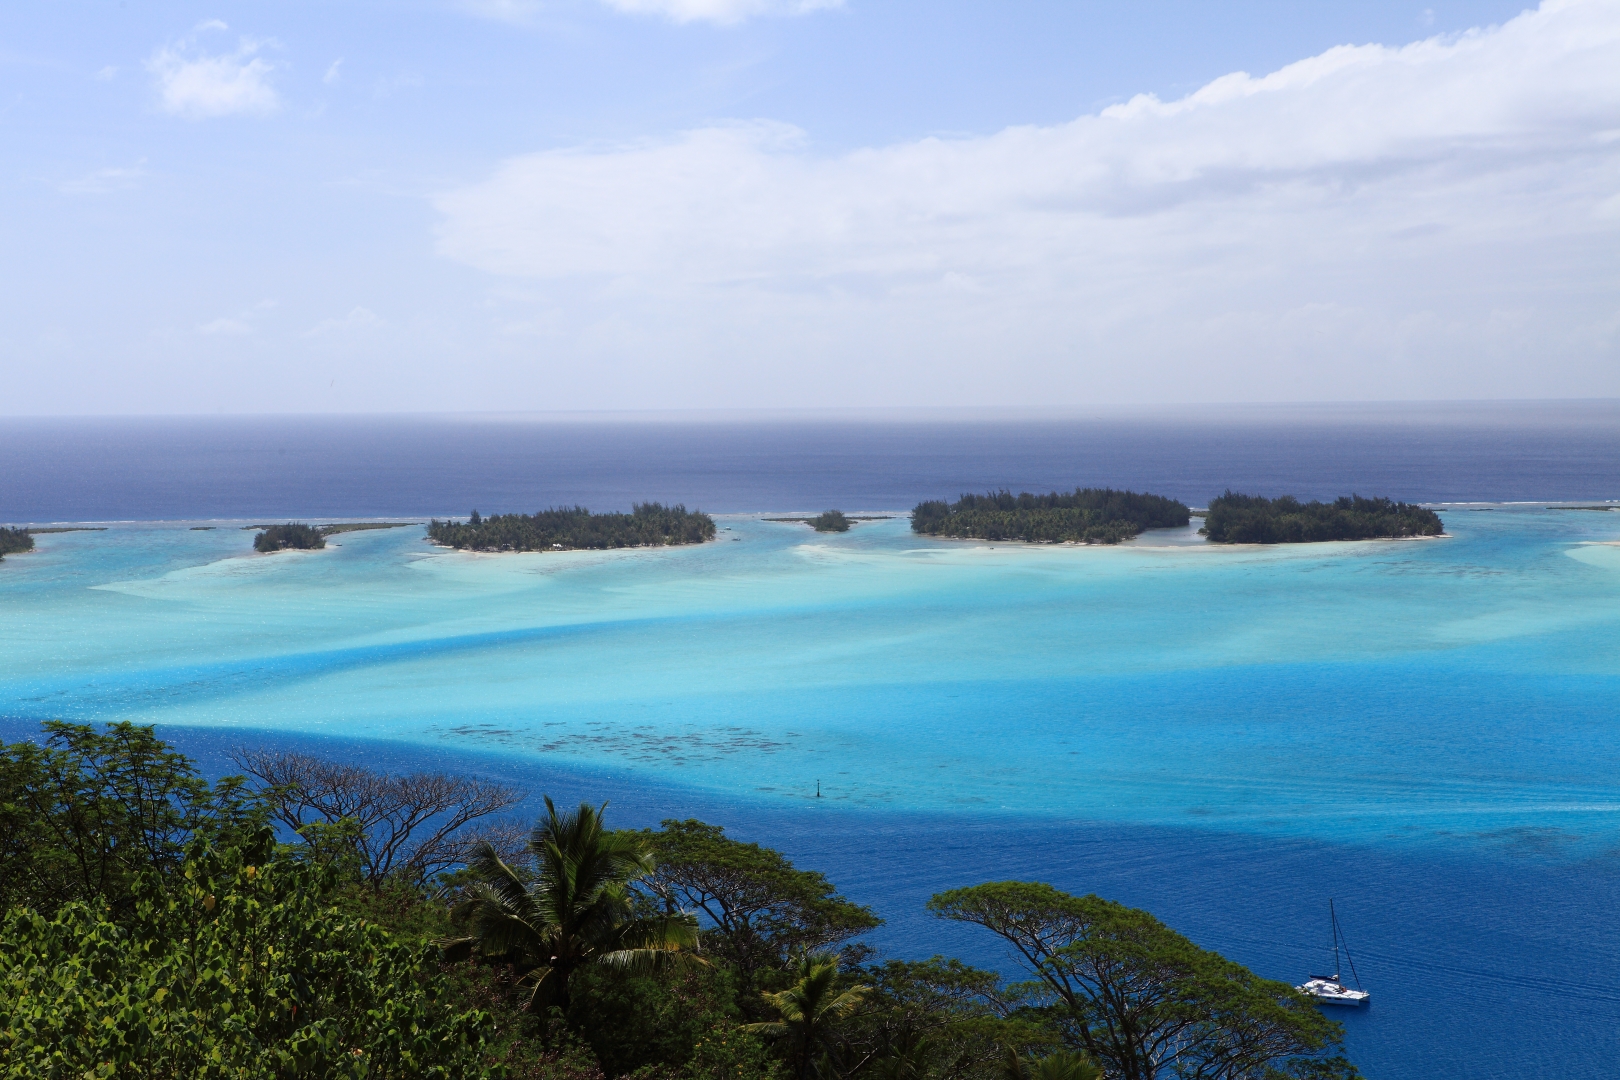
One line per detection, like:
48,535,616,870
254,522,327,552
445,798,704,1013
429,504,716,552
1201,492,1442,544
0,721,265,918
812,511,851,533
911,490,1189,545
0,526,34,559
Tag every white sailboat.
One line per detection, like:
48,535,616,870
1296,899,1369,1006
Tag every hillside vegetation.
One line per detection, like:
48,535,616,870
0,722,1360,1080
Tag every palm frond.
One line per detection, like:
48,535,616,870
460,902,547,958
462,841,539,915
596,944,709,976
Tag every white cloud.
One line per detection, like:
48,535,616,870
95,65,118,81
146,24,279,119
433,0,1620,405
307,307,385,338
59,164,147,195
596,0,842,25
195,317,254,336
324,59,343,85
196,300,276,337
460,0,839,25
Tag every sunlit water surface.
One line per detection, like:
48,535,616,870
4,510,1620,1077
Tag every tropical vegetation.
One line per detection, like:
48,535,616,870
911,490,1190,544
429,504,716,552
0,526,34,559
0,723,1359,1080
1200,493,1443,543
812,511,851,533
254,522,327,552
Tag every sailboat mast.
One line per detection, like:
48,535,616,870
1330,899,1342,978
1330,899,1364,990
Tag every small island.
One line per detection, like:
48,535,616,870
0,527,36,561
911,488,1190,544
254,523,327,553
245,521,419,552
1200,492,1444,543
428,503,715,552
762,511,892,532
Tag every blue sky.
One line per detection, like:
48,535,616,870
3,0,1615,414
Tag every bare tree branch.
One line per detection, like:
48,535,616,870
230,749,526,886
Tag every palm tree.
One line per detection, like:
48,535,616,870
999,1047,1101,1080
446,797,701,1012
748,952,870,1080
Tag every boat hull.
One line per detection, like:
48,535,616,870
1296,979,1370,1006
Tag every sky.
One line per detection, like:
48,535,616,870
2,0,1617,415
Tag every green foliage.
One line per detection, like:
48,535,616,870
811,511,851,533
689,1021,782,1080
634,820,881,997
929,883,1356,1080
999,1048,1100,1080
0,526,34,558
0,831,496,1080
428,504,716,552
850,958,1054,1080
0,721,266,917
0,722,1361,1080
911,490,1190,544
1201,492,1443,544
568,964,740,1077
448,798,704,1012
254,523,327,552
747,953,869,1080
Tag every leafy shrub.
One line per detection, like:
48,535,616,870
0,832,496,1080
810,511,850,533
568,965,740,1077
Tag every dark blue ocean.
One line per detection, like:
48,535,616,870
4,402,1620,521
5,403,1620,1079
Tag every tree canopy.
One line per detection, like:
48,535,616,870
929,883,1354,1080
812,511,852,533
0,721,265,917
0,526,35,559
232,748,525,888
428,504,716,552
0,724,1360,1080
446,798,703,1013
0,830,496,1080
254,523,327,552
1200,493,1443,544
633,819,882,994
911,490,1190,545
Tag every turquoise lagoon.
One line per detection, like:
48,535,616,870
6,509,1620,849
5,506,1620,1077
